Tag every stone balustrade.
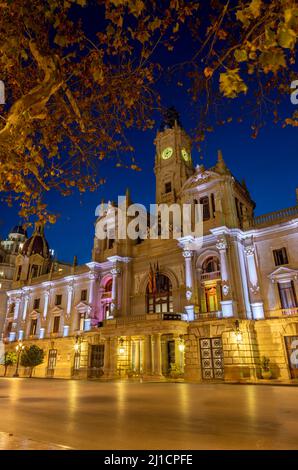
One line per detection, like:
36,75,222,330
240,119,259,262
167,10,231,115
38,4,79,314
254,205,298,227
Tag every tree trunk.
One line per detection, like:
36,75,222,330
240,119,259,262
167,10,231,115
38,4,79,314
29,367,33,378
4,365,7,377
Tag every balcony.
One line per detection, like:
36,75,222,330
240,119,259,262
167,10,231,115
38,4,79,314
200,271,221,282
104,312,185,326
195,311,223,320
268,307,298,318
254,205,298,227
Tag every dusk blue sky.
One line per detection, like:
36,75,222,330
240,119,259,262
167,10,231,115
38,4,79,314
1,110,297,265
0,4,297,264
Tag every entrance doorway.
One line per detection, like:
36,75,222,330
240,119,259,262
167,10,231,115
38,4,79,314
89,345,105,378
200,337,224,380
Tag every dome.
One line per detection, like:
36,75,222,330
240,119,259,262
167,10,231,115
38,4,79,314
10,225,28,237
21,223,49,258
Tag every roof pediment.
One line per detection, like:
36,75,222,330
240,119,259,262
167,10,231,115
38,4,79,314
268,266,298,282
181,166,224,192
50,305,64,314
75,301,91,312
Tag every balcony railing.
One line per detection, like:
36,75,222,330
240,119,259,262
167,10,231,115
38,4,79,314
195,311,223,320
254,205,298,227
104,312,184,326
268,307,298,318
200,271,221,282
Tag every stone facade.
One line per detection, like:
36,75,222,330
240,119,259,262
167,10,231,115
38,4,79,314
1,119,298,382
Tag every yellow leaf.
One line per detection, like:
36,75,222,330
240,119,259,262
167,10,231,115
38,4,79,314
249,0,262,18
278,26,296,49
219,69,248,98
234,49,248,62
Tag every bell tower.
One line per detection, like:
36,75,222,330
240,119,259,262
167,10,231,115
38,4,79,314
154,107,194,204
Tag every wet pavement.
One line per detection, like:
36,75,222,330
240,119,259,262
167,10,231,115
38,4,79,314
0,378,297,450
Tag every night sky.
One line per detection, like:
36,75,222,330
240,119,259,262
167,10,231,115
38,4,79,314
0,3,297,264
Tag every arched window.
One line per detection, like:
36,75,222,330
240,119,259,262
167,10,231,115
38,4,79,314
202,256,220,274
146,274,173,314
101,278,113,319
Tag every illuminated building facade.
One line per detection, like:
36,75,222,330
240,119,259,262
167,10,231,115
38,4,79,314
2,115,298,382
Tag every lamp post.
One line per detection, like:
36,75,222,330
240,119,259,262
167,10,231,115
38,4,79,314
13,341,25,377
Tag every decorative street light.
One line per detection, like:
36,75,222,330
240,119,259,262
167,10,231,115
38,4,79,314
13,341,25,377
178,335,185,352
234,320,243,343
118,338,125,355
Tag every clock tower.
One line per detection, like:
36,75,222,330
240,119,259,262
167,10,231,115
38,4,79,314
154,108,194,204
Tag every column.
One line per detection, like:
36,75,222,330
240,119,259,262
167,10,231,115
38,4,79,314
22,295,29,320
43,291,50,319
110,266,121,316
134,339,140,373
66,285,73,316
13,298,21,320
182,249,195,321
153,333,162,376
216,236,234,317
237,241,253,319
244,245,264,319
144,335,152,376
88,274,95,304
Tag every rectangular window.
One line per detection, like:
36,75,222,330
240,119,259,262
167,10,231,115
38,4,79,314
165,182,172,194
9,302,15,314
48,349,57,370
273,248,289,266
30,319,38,336
52,316,60,334
33,298,40,310
31,265,39,278
200,196,210,221
81,289,87,301
55,294,62,306
16,266,22,281
278,282,297,309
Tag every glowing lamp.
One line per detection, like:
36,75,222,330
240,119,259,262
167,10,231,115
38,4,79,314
118,338,125,355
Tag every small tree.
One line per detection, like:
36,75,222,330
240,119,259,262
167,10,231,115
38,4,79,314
3,351,17,377
20,345,44,378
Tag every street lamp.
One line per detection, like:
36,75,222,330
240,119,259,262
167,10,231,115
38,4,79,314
178,335,185,352
234,320,243,343
118,338,125,355
13,341,25,377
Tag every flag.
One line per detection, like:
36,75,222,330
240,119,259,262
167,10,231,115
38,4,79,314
148,263,153,294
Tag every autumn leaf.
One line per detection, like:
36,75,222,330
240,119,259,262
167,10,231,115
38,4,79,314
234,49,248,62
219,69,248,98
278,26,296,49
259,49,286,73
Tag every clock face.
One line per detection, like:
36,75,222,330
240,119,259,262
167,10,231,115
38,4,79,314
181,148,190,162
161,147,173,160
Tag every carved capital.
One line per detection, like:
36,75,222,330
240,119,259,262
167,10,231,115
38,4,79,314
244,246,255,256
182,250,193,259
222,284,230,297
67,284,74,294
111,267,121,276
216,237,227,251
